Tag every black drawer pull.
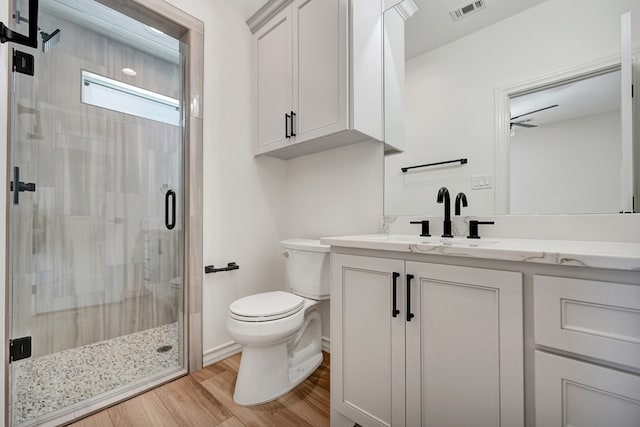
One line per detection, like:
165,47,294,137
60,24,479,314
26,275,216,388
290,111,296,137
285,113,291,138
392,272,400,318
406,274,415,322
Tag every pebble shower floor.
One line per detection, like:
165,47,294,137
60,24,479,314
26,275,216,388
10,323,179,426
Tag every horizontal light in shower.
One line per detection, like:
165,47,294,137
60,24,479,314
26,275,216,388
81,70,180,126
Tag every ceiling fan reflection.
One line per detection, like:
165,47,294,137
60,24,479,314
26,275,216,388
509,104,559,128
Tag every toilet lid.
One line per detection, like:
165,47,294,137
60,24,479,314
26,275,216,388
229,291,305,321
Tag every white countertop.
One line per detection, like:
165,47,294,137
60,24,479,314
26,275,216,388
320,234,640,271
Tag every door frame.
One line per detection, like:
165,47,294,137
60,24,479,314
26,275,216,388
2,0,204,424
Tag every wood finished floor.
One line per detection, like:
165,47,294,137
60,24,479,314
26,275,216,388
69,352,330,427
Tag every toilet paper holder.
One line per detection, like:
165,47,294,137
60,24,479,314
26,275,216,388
205,262,239,274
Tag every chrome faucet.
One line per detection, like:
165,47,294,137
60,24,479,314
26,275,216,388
437,187,453,237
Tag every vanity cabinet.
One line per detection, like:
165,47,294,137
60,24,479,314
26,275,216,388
535,351,640,427
331,253,524,427
533,274,640,426
252,0,383,159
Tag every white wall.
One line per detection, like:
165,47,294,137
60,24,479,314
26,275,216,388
285,141,384,340
385,0,640,217
511,112,621,214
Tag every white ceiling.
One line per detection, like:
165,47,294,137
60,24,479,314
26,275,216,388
510,70,621,128
406,0,548,59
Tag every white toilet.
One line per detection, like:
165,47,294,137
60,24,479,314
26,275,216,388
226,238,330,406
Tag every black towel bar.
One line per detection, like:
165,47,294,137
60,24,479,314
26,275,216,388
401,158,467,173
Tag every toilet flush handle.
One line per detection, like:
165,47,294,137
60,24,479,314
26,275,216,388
282,251,289,258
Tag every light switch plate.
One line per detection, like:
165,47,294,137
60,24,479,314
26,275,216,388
472,174,493,189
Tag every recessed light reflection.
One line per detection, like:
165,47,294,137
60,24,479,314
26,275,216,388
145,25,165,36
122,67,137,76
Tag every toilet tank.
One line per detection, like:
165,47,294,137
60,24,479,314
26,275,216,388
281,239,330,300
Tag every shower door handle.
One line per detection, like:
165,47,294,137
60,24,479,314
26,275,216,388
165,189,176,230
0,0,39,48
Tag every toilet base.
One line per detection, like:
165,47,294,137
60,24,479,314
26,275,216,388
232,308,323,406
233,343,323,406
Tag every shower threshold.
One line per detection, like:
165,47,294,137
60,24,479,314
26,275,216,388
10,323,184,426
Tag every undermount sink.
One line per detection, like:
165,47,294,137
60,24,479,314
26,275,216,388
360,234,425,242
360,235,500,247
438,237,500,247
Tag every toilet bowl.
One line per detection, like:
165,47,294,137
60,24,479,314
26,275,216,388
226,239,329,406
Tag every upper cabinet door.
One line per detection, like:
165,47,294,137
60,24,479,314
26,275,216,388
620,12,635,213
293,0,347,143
255,8,293,151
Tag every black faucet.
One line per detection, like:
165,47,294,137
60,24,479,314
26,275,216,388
455,192,468,215
437,187,453,237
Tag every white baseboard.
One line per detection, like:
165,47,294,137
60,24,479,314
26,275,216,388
322,336,331,353
203,341,243,367
204,337,330,367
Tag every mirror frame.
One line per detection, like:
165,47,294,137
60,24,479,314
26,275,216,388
494,55,624,214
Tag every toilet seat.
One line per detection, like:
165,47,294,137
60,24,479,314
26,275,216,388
229,291,305,322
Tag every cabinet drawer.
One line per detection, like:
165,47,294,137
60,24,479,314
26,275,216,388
535,351,640,427
534,275,640,369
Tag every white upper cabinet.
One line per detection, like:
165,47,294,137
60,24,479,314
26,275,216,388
293,0,346,143
249,0,383,159
255,8,293,151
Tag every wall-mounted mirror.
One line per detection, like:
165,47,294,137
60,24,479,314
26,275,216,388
384,0,639,217
508,68,622,214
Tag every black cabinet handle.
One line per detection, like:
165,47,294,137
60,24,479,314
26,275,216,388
165,189,176,230
290,111,296,137
285,113,291,138
392,272,400,318
406,274,415,322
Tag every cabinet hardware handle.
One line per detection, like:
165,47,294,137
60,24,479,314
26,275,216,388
290,111,296,137
406,274,415,322
392,272,400,318
285,113,291,138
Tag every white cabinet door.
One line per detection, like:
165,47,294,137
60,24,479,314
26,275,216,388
293,0,347,143
331,254,405,427
255,8,293,152
535,350,640,427
405,262,524,427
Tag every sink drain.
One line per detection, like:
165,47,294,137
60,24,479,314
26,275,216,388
156,345,173,353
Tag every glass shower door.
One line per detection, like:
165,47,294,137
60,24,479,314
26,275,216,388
8,0,186,425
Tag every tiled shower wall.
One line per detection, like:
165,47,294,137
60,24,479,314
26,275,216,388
11,11,182,358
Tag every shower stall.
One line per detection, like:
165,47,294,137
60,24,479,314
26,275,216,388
4,0,197,425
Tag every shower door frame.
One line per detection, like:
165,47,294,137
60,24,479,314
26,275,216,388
2,0,204,424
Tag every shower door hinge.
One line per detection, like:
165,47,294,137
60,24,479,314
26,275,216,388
9,336,32,363
13,49,34,76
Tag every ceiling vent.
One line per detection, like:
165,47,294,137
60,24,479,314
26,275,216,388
449,0,486,21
